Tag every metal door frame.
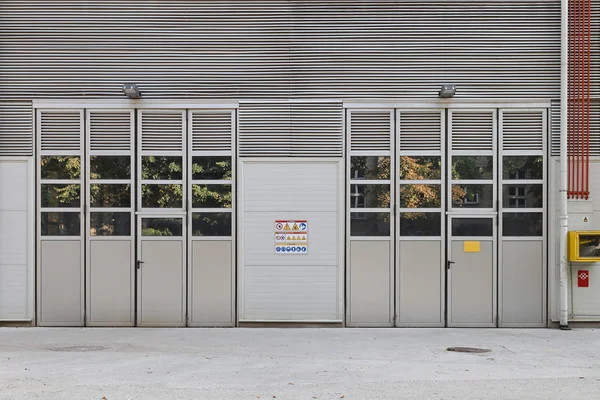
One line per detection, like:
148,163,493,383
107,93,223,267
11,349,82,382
446,213,498,327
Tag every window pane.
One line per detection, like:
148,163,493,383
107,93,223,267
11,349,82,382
502,184,543,208
191,156,232,180
89,156,130,179
350,212,390,236
90,212,131,236
192,184,232,208
41,184,80,207
41,212,80,236
503,156,543,180
351,156,390,180
502,213,543,236
141,184,183,208
141,156,182,180
141,218,182,236
452,156,493,180
349,184,390,208
192,213,232,236
400,184,441,208
400,213,441,236
90,184,131,208
400,156,441,180
40,156,80,179
451,184,493,208
451,218,493,237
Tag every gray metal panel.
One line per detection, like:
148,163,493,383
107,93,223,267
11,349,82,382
0,102,32,156
398,240,443,327
39,240,83,326
500,240,544,326
0,2,559,99
139,240,185,327
348,240,392,326
449,240,494,327
89,240,133,326
190,240,233,326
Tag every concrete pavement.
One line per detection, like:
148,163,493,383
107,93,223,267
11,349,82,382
1,327,600,399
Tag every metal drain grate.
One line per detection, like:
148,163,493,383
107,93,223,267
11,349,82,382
47,345,105,352
446,347,491,354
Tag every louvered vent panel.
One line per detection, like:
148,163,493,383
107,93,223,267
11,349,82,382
501,111,544,152
140,111,184,152
550,100,600,156
551,100,560,156
398,111,442,152
0,102,32,156
239,103,343,157
89,111,132,151
451,111,494,151
349,110,391,152
191,111,233,152
39,110,82,151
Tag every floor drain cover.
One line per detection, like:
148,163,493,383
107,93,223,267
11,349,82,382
48,345,105,352
446,347,491,354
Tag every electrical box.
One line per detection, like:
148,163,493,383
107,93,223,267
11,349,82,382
568,231,600,262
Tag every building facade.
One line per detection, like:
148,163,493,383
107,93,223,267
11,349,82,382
0,0,598,327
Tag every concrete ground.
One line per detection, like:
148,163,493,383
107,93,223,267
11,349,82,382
1,328,599,400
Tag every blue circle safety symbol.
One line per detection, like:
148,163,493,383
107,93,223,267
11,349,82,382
302,247,307,252
296,246,301,252
286,246,291,252
291,247,296,252
276,246,281,252
299,222,307,231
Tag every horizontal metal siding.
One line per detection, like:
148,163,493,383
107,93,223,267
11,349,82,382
0,102,32,156
0,1,559,99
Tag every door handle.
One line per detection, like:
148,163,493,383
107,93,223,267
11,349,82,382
447,260,455,270
136,260,144,269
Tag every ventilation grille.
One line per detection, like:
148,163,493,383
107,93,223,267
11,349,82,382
501,111,544,152
39,110,82,151
191,110,233,152
398,111,442,152
450,111,494,151
239,102,343,157
89,111,132,152
0,102,33,156
140,111,184,152
551,100,600,156
349,110,392,152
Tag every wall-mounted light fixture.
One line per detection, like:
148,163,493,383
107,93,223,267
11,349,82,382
122,84,142,99
439,84,456,98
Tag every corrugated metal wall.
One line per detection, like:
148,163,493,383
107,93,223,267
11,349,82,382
0,0,560,99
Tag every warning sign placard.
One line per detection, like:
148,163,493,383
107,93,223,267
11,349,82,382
274,220,308,254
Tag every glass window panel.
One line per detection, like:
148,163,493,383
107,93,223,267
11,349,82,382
90,212,131,236
89,156,131,179
503,156,543,180
40,156,80,179
191,156,232,180
350,156,390,180
141,156,182,180
90,184,131,208
41,184,80,207
451,184,493,208
41,212,80,236
452,156,493,180
399,156,441,180
577,234,600,258
502,213,543,237
141,218,183,236
349,184,390,208
399,212,441,236
451,218,493,237
192,213,232,236
141,184,183,208
350,212,390,236
400,184,441,208
502,184,543,208
192,184,232,208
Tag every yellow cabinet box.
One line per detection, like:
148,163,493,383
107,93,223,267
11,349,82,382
568,231,600,262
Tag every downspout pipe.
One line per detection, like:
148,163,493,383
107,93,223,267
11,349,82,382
559,0,570,330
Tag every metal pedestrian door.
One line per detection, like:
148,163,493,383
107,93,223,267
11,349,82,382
447,216,497,327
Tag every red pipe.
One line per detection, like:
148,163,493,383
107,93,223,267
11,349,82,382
585,0,591,199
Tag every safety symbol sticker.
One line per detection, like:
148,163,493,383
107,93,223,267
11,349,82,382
275,220,308,254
